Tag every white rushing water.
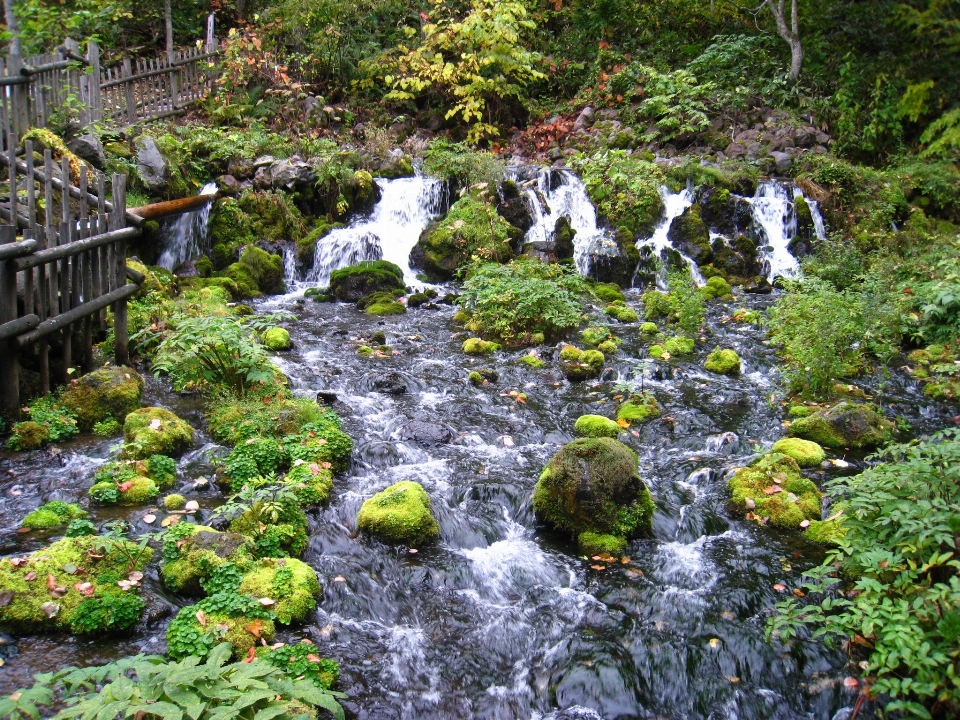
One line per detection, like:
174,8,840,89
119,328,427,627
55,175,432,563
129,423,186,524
747,180,827,281
156,182,218,271
306,175,446,287
634,186,706,287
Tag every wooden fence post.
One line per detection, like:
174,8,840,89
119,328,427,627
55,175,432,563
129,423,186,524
84,40,101,125
122,58,136,125
109,173,128,366
0,224,19,416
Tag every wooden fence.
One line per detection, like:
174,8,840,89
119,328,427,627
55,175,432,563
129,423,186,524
0,137,142,415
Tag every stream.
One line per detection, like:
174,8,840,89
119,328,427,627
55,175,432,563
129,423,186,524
0,168,950,720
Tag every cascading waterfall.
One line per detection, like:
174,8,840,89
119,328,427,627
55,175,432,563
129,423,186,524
745,180,827,281
634,186,706,287
156,182,218,271
305,175,446,287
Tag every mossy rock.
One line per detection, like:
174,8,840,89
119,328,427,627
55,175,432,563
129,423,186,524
617,393,660,424
667,204,712,264
639,322,658,335
771,438,826,468
574,415,621,439
788,405,812,418
787,402,894,449
533,437,654,538
581,326,615,348
61,366,144,432
7,421,49,451
21,501,86,530
701,275,732,300
238,558,321,624
560,346,605,381
262,327,292,351
463,338,500,355
161,527,253,594
126,260,164,298
605,303,639,323
229,501,309,558
122,407,195,459
0,535,152,633
407,292,431,308
704,347,741,375
519,355,545,369
663,336,695,355
366,299,406,315
469,368,498,386
223,246,285,298
594,283,625,303
167,607,276,661
803,516,845,546
578,532,627,556
164,494,187,510
281,461,335,507
356,480,440,546
329,260,404,302
642,290,672,320
118,476,159,505
727,453,820,529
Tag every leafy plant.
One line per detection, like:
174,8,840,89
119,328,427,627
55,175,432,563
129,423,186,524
768,430,960,717
64,519,98,538
92,418,122,437
20,396,79,443
572,151,665,238
69,595,144,635
263,643,340,691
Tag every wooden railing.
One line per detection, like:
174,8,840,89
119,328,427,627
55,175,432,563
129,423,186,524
0,137,142,415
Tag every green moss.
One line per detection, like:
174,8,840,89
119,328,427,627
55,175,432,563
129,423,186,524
164,494,187,510
533,437,654,537
329,260,404,302
89,482,119,504
642,290,672,319
560,346,605,381
93,418,123,437
772,438,826,468
407,292,431,308
574,415,622,438
597,340,617,354
803,516,846,545
727,453,821,529
594,283,625,303
238,558,321,624
8,421,49,451
788,405,812,418
22,502,86,530
704,347,741,375
519,355,545,369
649,344,665,359
366,300,406,315
0,536,151,633
262,327,292,351
581,326,615,348
605,303,639,323
161,528,252,594
463,338,501,355
701,275,732,300
229,501,309,558
237,246,286,296
663,336,695,355
282,461,334,506
119,476,159,505
358,345,373,356
122,407,194,459
787,402,894,449
617,393,660,423
640,321,658,335
356,480,440,546
578,532,627,556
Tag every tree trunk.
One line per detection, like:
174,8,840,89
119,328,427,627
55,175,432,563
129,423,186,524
3,0,20,56
764,0,803,83
165,0,174,57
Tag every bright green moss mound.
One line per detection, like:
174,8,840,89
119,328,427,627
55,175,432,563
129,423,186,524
61,366,144,431
7,421,49,451
463,338,501,355
578,532,627,556
366,299,406,315
701,275,732,299
230,499,309,558
642,290,672,319
519,355,546,369
163,493,187,510
772,438,826,468
223,246,285,298
727,453,821,529
574,414,622,438
704,347,741,375
787,402,894,449
161,527,253,594
605,303,639,323
617,393,660,423
238,558,321,624
262,327,292,350
0,535,152,633
122,407,195,459
594,283,626,303
21,501,86,530
640,321,658,335
282,461,335,506
582,326,615,348
329,260,405,302
560,346,605,381
663,336,695,355
803,516,846,545
357,480,440,546
533,437,654,538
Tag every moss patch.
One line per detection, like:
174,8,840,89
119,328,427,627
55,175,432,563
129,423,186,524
704,347,741,375
787,402,894,449
123,407,194,459
574,414,622,438
61,366,144,431
329,260,405,302
463,338,500,355
356,480,440,546
727,453,821,529
21,501,86,530
772,438,826,468
617,393,660,424
578,532,627,556
262,327,292,350
560,346,605,381
238,558,321,624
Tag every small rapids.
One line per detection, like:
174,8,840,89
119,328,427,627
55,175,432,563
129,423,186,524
0,166,945,720
156,182,218,271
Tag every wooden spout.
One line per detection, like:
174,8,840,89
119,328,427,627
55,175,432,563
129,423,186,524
128,193,216,222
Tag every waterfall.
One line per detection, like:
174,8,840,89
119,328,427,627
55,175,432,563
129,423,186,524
306,175,446,287
746,180,826,281
156,182,218,271
634,186,705,287
281,244,299,284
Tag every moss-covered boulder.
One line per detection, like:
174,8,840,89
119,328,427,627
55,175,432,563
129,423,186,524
164,493,187,510
594,283,625,303
60,366,144,431
640,321,658,335
533,438,654,538
704,347,741,375
803,515,845,545
281,461,335,506
667,204,712,264
329,260,405,302
616,393,660,423
166,602,276,661
223,246,285,298
7,421,49,451
262,327,292,350
161,527,254,594
122,407,195,459
663,336,695,355
463,338,500,355
238,558,321,624
574,415,622,438
581,326,617,348
410,192,519,281
519,355,546,369
559,345,605,381
787,402,894,449
605,303,639,323
230,501,309,558
356,480,440,546
727,453,820,529
21,501,86,530
0,535,152,634
578,532,627,556
701,275,732,299
771,438,826,468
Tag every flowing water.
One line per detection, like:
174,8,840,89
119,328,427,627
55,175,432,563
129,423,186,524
0,169,943,720
156,182,218,271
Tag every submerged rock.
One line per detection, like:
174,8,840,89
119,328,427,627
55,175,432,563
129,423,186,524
787,402,894,449
398,420,455,446
357,481,440,545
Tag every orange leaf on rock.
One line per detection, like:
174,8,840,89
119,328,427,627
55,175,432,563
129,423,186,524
196,609,207,626
241,647,257,663
617,418,631,428
773,583,787,592
763,485,782,495
245,619,265,638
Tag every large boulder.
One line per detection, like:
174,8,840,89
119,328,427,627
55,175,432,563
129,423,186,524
533,437,654,538
329,260,405,302
787,402,894,449
61,366,144,431
135,136,169,193
223,246,285,298
122,407,195,459
66,134,105,169
668,205,712,264
727,452,820,528
357,480,440,546
496,180,534,236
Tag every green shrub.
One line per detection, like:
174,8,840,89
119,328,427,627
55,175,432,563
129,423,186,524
69,594,145,635
572,151,665,237
92,418,122,436
262,643,340,691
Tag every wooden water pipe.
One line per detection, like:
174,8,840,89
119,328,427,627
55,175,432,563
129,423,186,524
127,193,217,223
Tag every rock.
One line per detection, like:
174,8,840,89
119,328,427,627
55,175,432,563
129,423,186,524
330,260,405,302
269,157,314,190
616,393,659,423
371,371,413,395
772,438,826,468
161,527,251,594
496,180,534,235
573,414,621,438
174,259,199,278
704,347,741,375
226,158,254,179
787,402,894,449
61,366,144,431
135,136,169,192
217,174,240,194
238,557,321,624
573,106,595,131
66,134,104,168
668,205,712,264
262,327,292,351
727,453,820,528
397,421,454,446
724,143,747,159
559,345,605,381
122,407,194,459
356,481,440,545
770,151,792,173
554,216,575,260
533,437,654,537
224,246,286,298
316,390,338,404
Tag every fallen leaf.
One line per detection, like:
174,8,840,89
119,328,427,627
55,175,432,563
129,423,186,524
764,485,782,495
318,625,333,639
16,528,31,534
620,557,631,565
241,647,256,663
10,558,25,567
161,515,179,527
258,597,276,606
625,568,644,578
843,677,859,688
117,481,134,492
793,588,806,598
745,498,756,510
40,602,59,618
0,591,12,606
117,580,134,591
149,418,163,430
630,430,640,437
590,564,606,571
46,574,57,591
196,609,207,626
333,576,346,583
727,676,740,684
24,571,37,581
307,654,321,662
74,582,95,597
501,435,514,447
773,583,787,592
143,514,157,524
128,571,144,582
245,619,264,638
270,642,286,650
708,638,721,649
